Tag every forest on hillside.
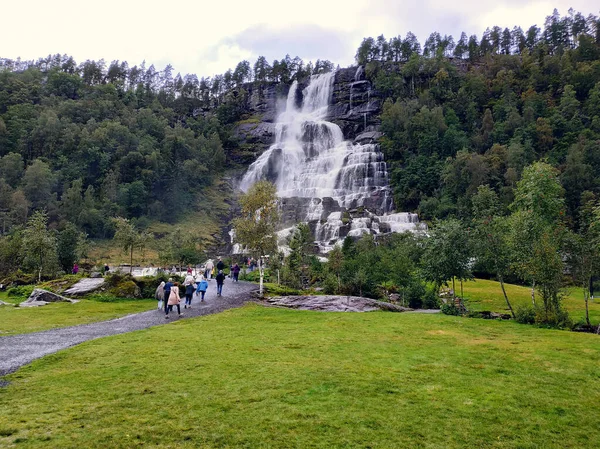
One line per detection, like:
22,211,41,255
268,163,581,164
0,7,599,281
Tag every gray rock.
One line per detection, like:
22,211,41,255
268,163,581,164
0,300,14,307
266,295,412,312
64,278,105,296
90,272,103,279
21,289,79,307
354,131,383,144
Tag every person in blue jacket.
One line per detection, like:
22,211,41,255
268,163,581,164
196,276,208,302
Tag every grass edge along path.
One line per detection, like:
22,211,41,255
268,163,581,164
0,298,155,336
0,304,598,448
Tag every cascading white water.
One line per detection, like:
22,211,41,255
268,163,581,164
240,72,392,211
239,71,422,253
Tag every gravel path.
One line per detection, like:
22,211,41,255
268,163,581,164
0,280,257,378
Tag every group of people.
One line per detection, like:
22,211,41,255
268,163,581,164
154,257,236,319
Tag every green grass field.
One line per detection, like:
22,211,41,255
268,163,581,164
1,304,598,448
461,279,600,323
0,296,154,336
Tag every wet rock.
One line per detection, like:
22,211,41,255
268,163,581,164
21,289,79,307
266,295,412,312
354,131,383,144
64,278,105,296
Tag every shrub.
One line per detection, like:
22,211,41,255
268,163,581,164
322,274,339,295
262,283,301,296
135,275,170,299
109,280,142,299
422,287,440,309
6,285,34,300
441,302,461,316
515,305,536,324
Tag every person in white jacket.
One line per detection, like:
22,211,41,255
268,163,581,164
204,259,214,280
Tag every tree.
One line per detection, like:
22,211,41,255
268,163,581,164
421,218,473,298
284,223,313,289
509,162,567,321
163,228,203,273
113,217,151,274
22,210,58,282
232,181,280,296
327,246,344,293
472,186,515,318
57,222,88,273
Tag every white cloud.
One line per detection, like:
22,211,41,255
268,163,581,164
2,0,598,78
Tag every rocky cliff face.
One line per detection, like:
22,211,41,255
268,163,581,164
234,66,383,157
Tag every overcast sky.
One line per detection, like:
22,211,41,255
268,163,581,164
2,1,598,78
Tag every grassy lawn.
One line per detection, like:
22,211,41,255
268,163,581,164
0,298,154,336
462,278,600,323
0,304,598,448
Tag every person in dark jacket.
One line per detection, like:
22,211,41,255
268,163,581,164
216,257,225,271
184,282,195,308
163,278,173,315
216,270,226,297
232,263,240,282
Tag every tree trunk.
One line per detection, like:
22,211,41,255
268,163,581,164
585,279,591,327
452,278,456,299
499,274,515,319
130,246,133,274
259,257,264,297
531,280,535,306
460,279,463,298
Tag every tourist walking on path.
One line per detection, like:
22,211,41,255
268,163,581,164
205,259,214,280
196,276,208,301
232,263,240,282
184,282,195,308
216,270,225,297
166,282,182,318
216,257,225,272
163,278,173,314
72,263,79,275
155,281,165,310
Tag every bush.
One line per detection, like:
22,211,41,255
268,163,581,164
262,283,302,296
109,280,142,299
422,287,440,309
322,274,339,295
535,306,573,329
515,305,536,324
441,302,461,316
240,269,270,283
6,285,35,300
135,275,170,299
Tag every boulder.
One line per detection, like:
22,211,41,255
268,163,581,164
354,131,383,144
90,272,103,278
20,289,79,307
0,300,14,307
266,295,412,312
64,278,105,296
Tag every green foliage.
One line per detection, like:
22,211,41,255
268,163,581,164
440,302,461,316
262,283,302,296
21,210,58,281
421,218,473,292
6,285,34,300
514,305,536,324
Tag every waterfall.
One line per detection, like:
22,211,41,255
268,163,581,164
240,71,422,252
240,72,391,211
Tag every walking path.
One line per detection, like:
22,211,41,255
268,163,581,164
0,281,257,378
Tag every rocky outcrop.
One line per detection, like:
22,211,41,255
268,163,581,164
64,278,105,296
234,66,383,156
266,295,413,312
21,289,79,307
